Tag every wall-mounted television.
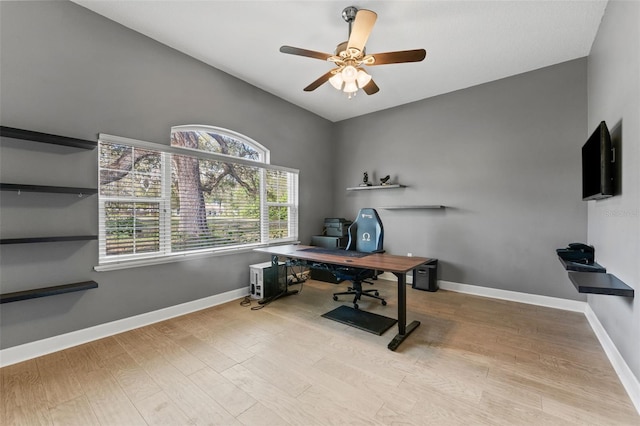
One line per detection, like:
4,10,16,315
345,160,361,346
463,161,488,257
582,121,614,200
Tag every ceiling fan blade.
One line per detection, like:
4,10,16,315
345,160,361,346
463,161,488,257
280,46,332,61
347,9,377,53
368,49,427,65
362,79,380,95
303,69,337,92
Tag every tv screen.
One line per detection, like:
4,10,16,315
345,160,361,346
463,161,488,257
582,121,614,200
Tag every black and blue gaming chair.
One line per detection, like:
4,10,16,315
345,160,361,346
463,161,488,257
332,208,387,309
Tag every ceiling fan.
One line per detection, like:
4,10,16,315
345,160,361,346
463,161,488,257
279,6,426,98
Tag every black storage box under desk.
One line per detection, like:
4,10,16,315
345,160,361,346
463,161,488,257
413,259,438,292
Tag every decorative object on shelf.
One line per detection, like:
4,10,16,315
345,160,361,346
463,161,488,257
360,171,372,187
380,175,391,185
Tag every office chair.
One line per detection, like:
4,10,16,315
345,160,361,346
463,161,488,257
332,208,387,309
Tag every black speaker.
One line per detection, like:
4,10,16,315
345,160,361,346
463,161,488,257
412,259,438,292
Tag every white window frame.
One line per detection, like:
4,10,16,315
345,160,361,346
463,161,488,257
96,130,298,271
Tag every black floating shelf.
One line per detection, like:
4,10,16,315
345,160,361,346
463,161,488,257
0,126,96,150
558,256,606,273
381,205,445,210
0,235,97,245
0,281,98,304
0,183,97,196
568,272,634,297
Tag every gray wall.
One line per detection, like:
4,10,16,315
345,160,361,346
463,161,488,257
333,58,588,300
0,1,334,349
587,0,640,384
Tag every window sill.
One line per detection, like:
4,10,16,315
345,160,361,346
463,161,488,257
94,240,299,272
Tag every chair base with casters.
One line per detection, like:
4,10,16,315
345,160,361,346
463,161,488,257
332,270,387,310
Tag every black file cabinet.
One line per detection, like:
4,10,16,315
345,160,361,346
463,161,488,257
413,259,438,292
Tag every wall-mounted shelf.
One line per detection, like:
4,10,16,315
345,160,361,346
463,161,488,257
1,183,97,196
557,256,633,297
568,272,634,297
381,205,444,210
0,235,97,245
0,281,98,304
0,126,96,150
346,184,405,191
558,256,606,273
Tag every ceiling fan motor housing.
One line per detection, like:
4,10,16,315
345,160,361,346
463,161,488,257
342,6,358,23
335,41,365,58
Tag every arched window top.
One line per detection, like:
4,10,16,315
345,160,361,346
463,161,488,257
171,125,269,163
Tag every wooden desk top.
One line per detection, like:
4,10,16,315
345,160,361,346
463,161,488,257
255,244,431,274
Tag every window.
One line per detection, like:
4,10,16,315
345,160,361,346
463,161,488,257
97,126,298,269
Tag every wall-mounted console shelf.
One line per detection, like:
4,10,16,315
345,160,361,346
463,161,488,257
346,184,405,191
0,281,98,304
0,235,97,245
558,256,633,297
1,183,97,196
568,272,634,297
0,126,97,149
381,205,444,210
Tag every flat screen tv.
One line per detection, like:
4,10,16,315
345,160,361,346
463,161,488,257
582,121,614,200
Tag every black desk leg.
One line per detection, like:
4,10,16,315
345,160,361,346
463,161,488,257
258,254,298,305
388,272,420,351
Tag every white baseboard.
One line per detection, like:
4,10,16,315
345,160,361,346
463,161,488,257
437,280,588,312
378,273,587,312
585,304,640,414
0,287,248,368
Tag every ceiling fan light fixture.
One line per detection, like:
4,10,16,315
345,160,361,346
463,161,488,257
356,69,372,88
342,81,358,99
329,73,344,90
341,65,358,83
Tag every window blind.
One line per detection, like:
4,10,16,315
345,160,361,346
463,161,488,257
98,132,298,266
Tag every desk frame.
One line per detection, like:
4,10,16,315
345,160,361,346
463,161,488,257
255,245,430,351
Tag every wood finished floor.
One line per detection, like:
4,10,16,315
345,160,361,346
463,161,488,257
2,278,638,425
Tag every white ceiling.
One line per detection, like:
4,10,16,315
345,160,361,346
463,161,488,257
72,1,607,122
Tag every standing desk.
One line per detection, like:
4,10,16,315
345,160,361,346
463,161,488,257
254,244,431,351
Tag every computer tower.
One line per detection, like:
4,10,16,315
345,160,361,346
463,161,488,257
412,259,438,292
249,261,286,300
